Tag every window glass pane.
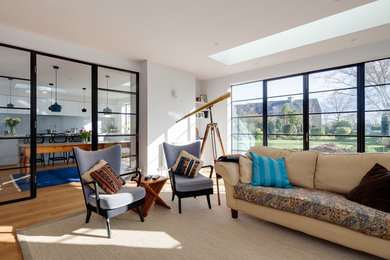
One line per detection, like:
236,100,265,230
232,117,262,135
309,89,356,113
366,137,390,153
232,99,262,117
310,136,357,152
232,81,262,101
309,113,357,136
365,59,390,86
98,114,136,135
309,67,357,92
98,68,137,92
365,84,390,110
267,135,303,150
267,115,303,135
0,46,31,203
365,111,390,136
98,90,136,113
267,76,303,97
98,135,136,172
232,134,259,151
37,55,92,135
268,95,303,115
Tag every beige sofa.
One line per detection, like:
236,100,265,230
215,146,390,259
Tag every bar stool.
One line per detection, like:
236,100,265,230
48,133,68,166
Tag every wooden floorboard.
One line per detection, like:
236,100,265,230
0,180,85,259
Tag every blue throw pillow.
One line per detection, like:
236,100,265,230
250,152,293,189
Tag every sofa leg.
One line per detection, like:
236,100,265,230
231,209,238,219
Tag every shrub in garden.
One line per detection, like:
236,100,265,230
335,127,351,140
310,126,325,140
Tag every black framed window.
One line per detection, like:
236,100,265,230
231,81,263,154
308,67,358,152
231,57,390,154
365,59,390,152
267,75,304,150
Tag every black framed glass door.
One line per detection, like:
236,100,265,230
0,45,34,204
0,42,139,205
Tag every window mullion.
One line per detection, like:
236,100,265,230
263,81,267,146
357,63,365,152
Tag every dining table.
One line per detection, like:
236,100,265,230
17,141,131,178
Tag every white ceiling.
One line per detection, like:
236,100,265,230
0,0,389,80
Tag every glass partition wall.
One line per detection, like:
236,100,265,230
98,67,138,172
0,46,32,203
0,43,139,205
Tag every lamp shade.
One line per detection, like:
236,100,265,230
49,102,62,112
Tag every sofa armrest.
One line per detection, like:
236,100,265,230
215,161,240,186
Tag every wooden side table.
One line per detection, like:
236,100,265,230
133,176,171,217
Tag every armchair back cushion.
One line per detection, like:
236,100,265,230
246,146,317,189
315,152,390,194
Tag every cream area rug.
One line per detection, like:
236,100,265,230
17,191,379,260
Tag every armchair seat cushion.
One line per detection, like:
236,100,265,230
88,186,145,210
174,174,213,192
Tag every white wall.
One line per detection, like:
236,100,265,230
200,39,390,157
140,60,196,174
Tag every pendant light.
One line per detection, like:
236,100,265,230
48,65,62,112
82,87,87,112
6,78,14,108
103,75,112,114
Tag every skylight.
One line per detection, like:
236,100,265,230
209,0,390,65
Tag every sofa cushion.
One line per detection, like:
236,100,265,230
315,152,390,194
233,184,390,240
246,146,317,189
347,163,390,213
251,152,293,189
239,156,252,184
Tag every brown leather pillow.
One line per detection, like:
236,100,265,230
346,163,390,213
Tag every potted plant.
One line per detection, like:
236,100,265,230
79,129,92,144
3,117,21,136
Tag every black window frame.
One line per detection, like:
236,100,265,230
231,57,390,154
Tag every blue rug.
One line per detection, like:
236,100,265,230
12,167,80,191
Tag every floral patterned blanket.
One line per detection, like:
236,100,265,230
233,184,390,240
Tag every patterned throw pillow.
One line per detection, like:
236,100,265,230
250,152,293,189
90,164,124,194
172,150,203,178
82,159,108,193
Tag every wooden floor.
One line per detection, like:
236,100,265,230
0,168,216,259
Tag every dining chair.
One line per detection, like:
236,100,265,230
67,134,82,164
73,144,145,238
23,134,46,167
163,141,214,213
48,133,68,166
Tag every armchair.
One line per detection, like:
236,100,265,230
73,144,145,238
163,141,214,213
